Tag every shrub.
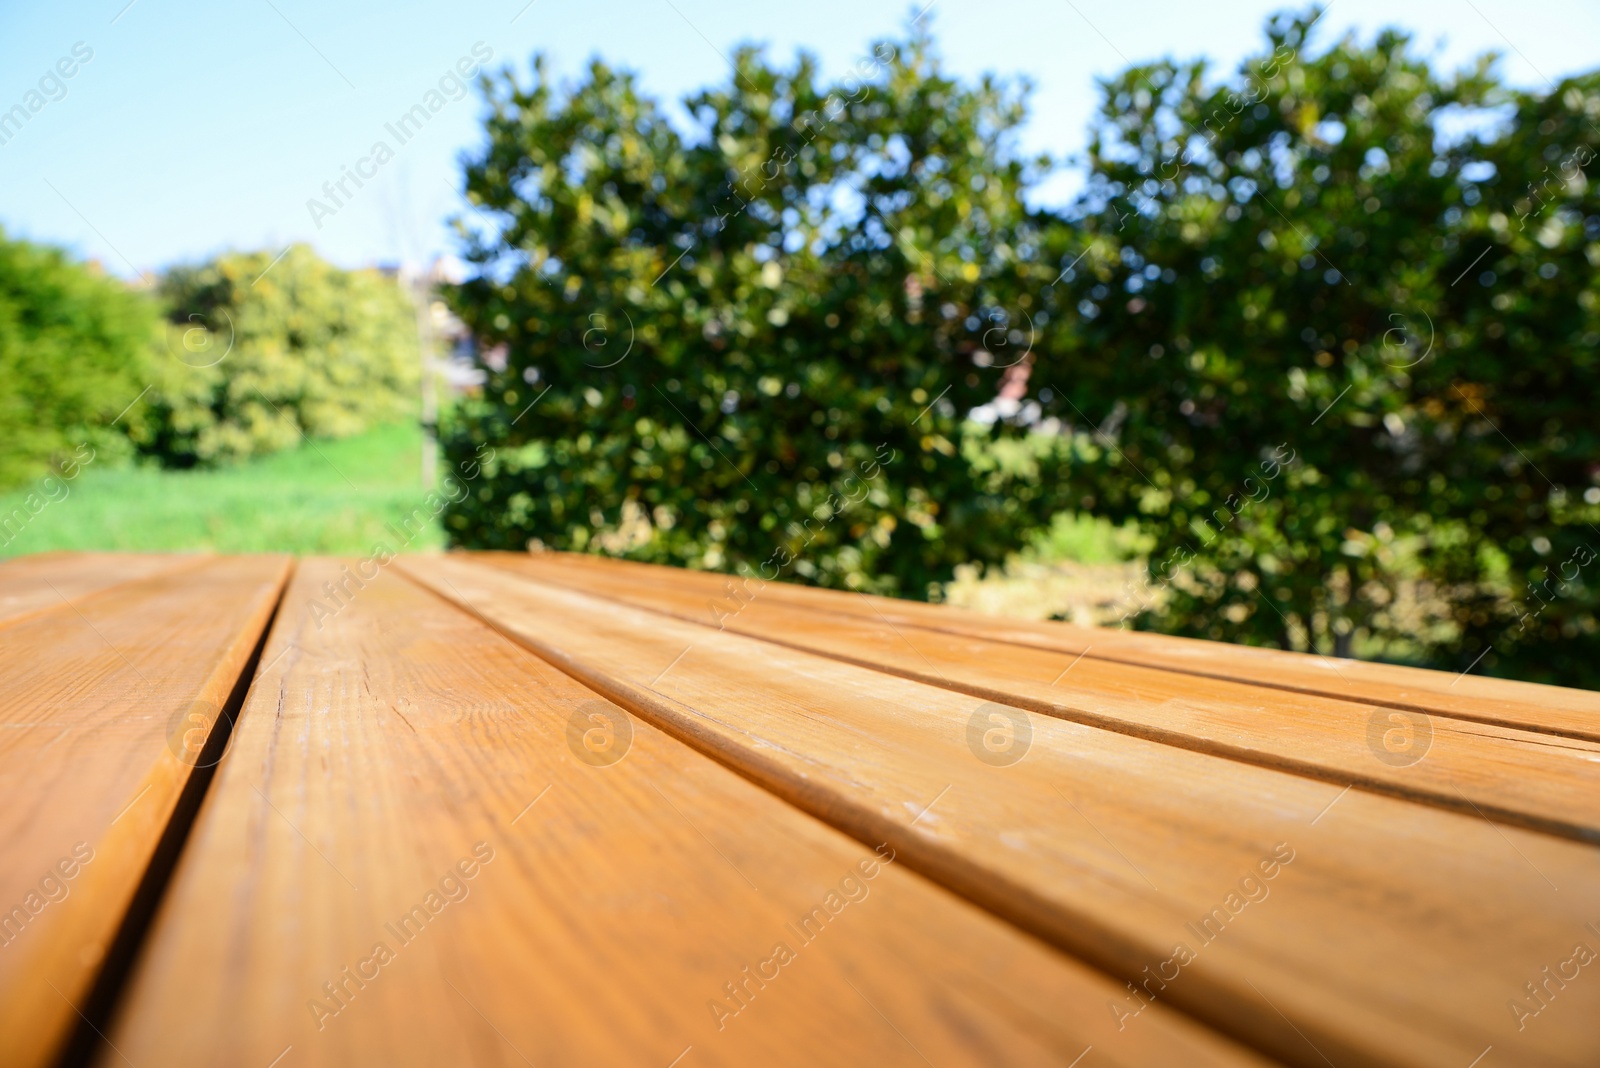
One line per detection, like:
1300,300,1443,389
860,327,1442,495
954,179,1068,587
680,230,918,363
1037,10,1600,683
441,8,1600,686
136,245,419,466
441,30,1068,598
0,228,157,491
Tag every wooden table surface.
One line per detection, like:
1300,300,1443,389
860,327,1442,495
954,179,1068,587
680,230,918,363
0,551,1595,1068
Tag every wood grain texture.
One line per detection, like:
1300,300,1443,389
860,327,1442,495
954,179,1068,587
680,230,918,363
402,554,1600,1068
0,554,289,1068
539,551,1600,740
0,552,205,631
492,552,1600,844
103,558,1263,1068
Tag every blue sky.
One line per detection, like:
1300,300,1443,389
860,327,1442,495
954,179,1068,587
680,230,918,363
2,0,1596,277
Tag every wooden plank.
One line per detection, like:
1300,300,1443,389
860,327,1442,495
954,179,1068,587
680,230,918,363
401,554,1600,1068
540,551,1600,740
103,558,1262,1067
491,552,1600,845
0,552,206,631
0,554,290,1068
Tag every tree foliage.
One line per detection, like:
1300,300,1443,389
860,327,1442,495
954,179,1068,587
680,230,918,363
446,9,1600,686
441,31,1066,597
135,245,420,466
1037,9,1600,682
0,228,156,490
1425,74,1600,683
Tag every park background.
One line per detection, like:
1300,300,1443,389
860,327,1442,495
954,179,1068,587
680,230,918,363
2,0,1598,688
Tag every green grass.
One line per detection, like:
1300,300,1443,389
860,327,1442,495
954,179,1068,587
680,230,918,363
0,420,1123,565
1022,511,1147,565
0,423,446,556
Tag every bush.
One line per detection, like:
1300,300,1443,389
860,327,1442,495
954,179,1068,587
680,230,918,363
1036,10,1600,683
135,245,420,466
441,8,1599,686
442,30,1068,598
0,228,157,490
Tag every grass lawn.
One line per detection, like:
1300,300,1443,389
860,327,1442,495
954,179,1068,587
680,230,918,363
0,420,1133,624
0,424,1133,605
943,512,1145,625
0,423,446,557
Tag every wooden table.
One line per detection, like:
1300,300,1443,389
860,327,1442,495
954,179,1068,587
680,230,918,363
1,551,1595,1067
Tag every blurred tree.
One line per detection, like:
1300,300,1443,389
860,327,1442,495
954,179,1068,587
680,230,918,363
136,244,419,465
1035,7,1599,682
0,228,156,490
442,7,1599,685
1421,72,1600,683
442,27,1067,597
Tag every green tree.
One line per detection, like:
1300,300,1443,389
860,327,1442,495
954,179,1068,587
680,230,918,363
1035,8,1599,683
442,29,1066,597
136,244,420,465
0,228,156,490
1417,72,1600,684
